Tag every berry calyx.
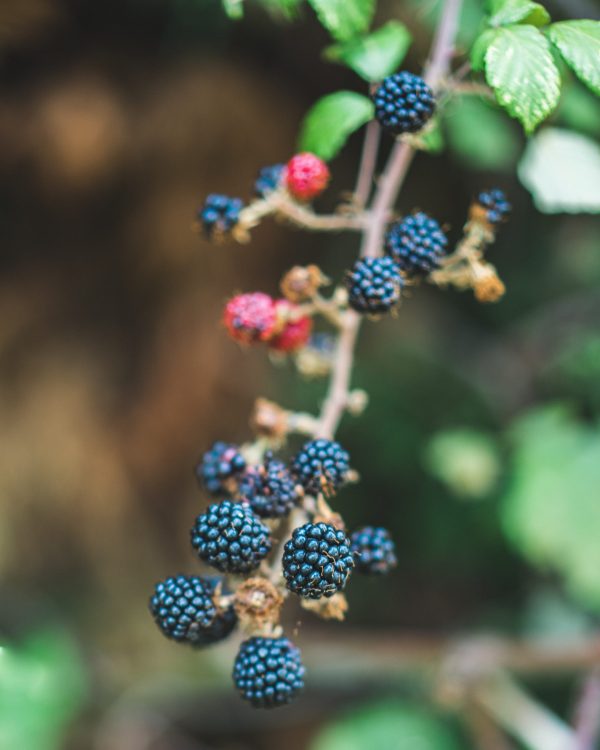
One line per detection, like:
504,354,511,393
350,527,397,575
190,500,272,574
233,636,305,708
285,153,330,202
224,292,278,344
282,521,355,599
269,300,313,353
254,164,286,197
346,257,403,315
385,212,449,275
199,194,244,238
195,441,246,495
149,574,236,646
372,72,436,136
238,454,302,518
291,438,350,495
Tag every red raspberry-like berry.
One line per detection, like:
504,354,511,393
269,300,313,353
285,153,330,202
224,293,277,344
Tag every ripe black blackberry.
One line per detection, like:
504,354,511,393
372,71,436,136
191,500,272,574
345,256,403,314
291,439,350,495
149,574,236,646
239,455,302,518
233,636,305,708
282,521,355,599
385,212,449,275
351,527,397,575
196,441,246,496
254,164,285,197
476,189,512,225
199,194,244,237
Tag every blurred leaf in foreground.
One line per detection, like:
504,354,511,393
502,404,600,611
0,628,87,750
311,701,462,750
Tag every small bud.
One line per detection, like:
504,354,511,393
280,265,328,303
473,263,505,303
250,398,290,440
347,389,369,416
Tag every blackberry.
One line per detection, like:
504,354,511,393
223,292,278,345
196,441,246,496
372,72,436,136
282,521,355,599
191,500,272,574
291,439,350,495
385,212,449,275
239,455,302,518
345,257,403,314
149,574,236,646
476,189,511,225
233,636,305,708
199,194,244,237
254,164,285,197
285,153,330,202
351,527,397,575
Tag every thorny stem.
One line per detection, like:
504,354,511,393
315,0,464,439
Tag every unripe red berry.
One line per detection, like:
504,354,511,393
269,300,313,353
285,153,330,202
224,293,277,344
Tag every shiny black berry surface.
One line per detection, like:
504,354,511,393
372,71,435,136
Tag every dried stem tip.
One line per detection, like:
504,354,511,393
280,265,329,303
234,577,284,629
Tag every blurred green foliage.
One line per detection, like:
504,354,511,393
0,628,87,750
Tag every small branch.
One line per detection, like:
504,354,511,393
573,668,600,750
272,194,367,232
353,120,381,209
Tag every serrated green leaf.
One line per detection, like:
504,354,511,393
518,128,600,213
445,96,520,171
298,91,374,161
222,0,244,19
488,0,550,28
547,20,600,97
325,21,411,82
307,0,374,42
484,25,561,134
470,29,497,71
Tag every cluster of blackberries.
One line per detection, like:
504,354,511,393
372,71,436,136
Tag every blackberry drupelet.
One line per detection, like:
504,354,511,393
191,500,272,573
254,164,285,197
351,527,397,575
372,72,436,136
385,212,449,275
149,574,236,646
282,521,355,599
239,455,302,518
196,441,246,495
346,256,403,314
291,439,350,495
199,194,243,237
233,636,305,708
476,189,512,225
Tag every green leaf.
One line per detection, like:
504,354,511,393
547,20,600,97
484,25,561,134
325,21,412,82
502,406,600,610
222,0,244,19
518,127,600,213
311,701,462,750
487,0,551,28
307,0,374,42
558,82,600,139
258,0,304,19
445,96,520,170
470,29,497,71
298,91,374,160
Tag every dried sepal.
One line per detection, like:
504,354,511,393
234,577,284,632
301,592,348,621
280,265,329,303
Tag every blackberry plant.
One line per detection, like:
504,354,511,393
149,0,600,729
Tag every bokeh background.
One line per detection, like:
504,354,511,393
1,0,600,748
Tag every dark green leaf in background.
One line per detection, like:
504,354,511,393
325,21,412,82
298,91,374,160
307,0,374,41
487,0,551,28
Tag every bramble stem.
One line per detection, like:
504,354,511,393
573,668,600,750
353,120,381,209
314,0,463,440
